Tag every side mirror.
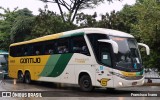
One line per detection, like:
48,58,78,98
98,39,118,54
138,43,150,55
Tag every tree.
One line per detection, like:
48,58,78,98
31,6,77,38
116,0,160,70
76,12,97,27
116,5,138,33
97,10,122,30
0,7,35,50
132,0,160,69
10,8,35,42
39,0,117,23
0,7,18,50
75,10,130,31
76,0,160,70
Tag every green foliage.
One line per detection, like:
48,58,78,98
0,0,159,70
76,0,160,70
0,7,35,50
10,16,35,42
31,7,77,38
0,7,16,50
76,12,97,27
39,0,119,23
0,32,10,50
0,6,77,51
116,5,138,33
10,8,35,42
98,10,123,30
119,0,160,69
133,0,160,47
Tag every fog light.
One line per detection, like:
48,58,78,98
119,82,123,86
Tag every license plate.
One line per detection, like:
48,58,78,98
132,82,137,85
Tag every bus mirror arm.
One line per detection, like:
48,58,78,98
98,39,118,54
138,43,150,55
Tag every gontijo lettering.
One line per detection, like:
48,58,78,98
20,58,41,63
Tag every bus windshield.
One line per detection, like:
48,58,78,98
110,36,142,71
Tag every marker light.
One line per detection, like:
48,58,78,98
119,82,123,86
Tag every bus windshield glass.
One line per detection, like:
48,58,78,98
109,36,142,71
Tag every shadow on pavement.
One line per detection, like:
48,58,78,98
2,78,158,97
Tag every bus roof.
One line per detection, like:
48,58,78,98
10,28,134,46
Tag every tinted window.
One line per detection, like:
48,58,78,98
56,38,69,54
44,41,56,55
71,36,90,56
98,42,112,67
10,46,23,57
33,43,43,55
87,34,112,67
10,35,90,57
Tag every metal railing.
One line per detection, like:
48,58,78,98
144,68,160,83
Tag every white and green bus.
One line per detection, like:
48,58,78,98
9,28,150,91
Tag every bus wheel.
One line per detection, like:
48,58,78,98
79,75,94,92
25,71,31,84
18,71,24,83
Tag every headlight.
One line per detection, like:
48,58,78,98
119,82,123,86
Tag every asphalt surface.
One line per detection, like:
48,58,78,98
0,79,160,100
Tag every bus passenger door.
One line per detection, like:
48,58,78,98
95,42,114,88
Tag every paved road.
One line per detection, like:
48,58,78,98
0,79,160,100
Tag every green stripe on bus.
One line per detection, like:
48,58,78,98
48,53,73,77
60,32,84,38
39,55,61,76
136,70,144,76
39,53,73,77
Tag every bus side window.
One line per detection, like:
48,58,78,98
27,46,34,56
98,42,112,67
57,47,64,53
81,46,89,54
22,45,28,56
16,46,23,56
71,36,90,56
44,40,55,55
56,38,69,54
33,43,44,56
10,46,16,57
35,50,40,55
48,49,53,54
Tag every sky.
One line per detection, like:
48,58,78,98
0,0,136,16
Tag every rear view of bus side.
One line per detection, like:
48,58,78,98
9,28,150,91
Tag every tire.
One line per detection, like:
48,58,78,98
79,75,94,92
24,71,31,84
18,71,24,83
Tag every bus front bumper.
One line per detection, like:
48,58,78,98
113,76,145,88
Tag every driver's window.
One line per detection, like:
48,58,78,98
99,42,112,67
101,52,111,66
